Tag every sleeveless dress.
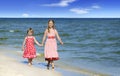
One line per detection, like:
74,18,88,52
44,30,59,61
23,36,36,58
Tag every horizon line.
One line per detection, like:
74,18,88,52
0,17,120,18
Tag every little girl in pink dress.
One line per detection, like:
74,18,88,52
42,20,63,70
45,29,58,61
22,28,42,66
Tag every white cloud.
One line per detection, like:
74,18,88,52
70,8,89,14
70,5,101,14
42,0,76,7
92,5,101,9
22,13,29,17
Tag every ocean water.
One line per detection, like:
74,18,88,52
0,18,120,75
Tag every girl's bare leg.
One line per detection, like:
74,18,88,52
30,58,33,65
28,59,31,66
51,61,54,70
47,60,50,70
28,58,32,66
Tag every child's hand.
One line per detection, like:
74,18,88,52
22,47,24,51
39,44,43,47
41,44,44,46
60,41,64,45
41,43,44,46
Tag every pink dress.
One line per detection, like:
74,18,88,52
44,30,59,61
23,36,36,58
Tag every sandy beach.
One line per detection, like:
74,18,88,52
0,49,61,76
0,47,112,76
0,46,84,76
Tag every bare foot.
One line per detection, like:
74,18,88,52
52,67,54,71
28,63,32,66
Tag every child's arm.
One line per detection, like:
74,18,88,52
22,37,26,51
55,29,63,45
34,37,42,46
41,29,47,45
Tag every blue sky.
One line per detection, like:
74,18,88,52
0,0,120,18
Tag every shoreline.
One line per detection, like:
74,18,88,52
0,46,83,76
0,46,112,76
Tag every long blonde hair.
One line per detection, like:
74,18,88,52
47,20,55,33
